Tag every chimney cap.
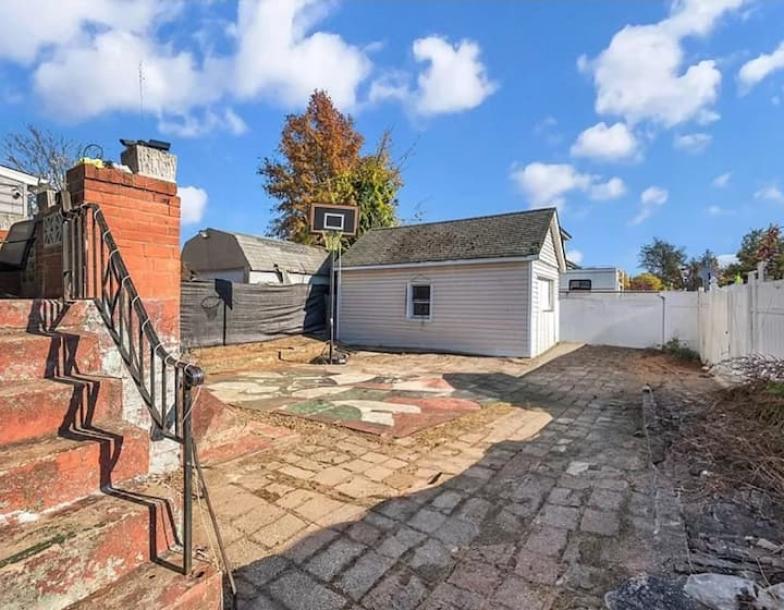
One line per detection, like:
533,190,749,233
120,138,171,152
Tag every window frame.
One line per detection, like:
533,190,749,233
568,278,592,291
407,281,433,321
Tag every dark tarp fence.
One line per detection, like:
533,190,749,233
181,280,327,348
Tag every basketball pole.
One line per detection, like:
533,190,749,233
329,245,335,363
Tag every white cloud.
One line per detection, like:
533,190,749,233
717,253,739,267
570,122,640,162
0,0,169,64
8,0,381,134
566,249,584,265
712,172,731,188
179,186,208,224
371,36,497,117
581,0,745,127
673,132,712,153
707,204,734,216
739,41,784,92
631,186,668,225
510,162,625,210
754,185,784,203
590,177,627,200
231,0,372,111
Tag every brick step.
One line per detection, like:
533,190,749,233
68,555,223,610
0,377,123,446
0,329,101,381
0,479,180,610
0,424,149,520
0,299,71,331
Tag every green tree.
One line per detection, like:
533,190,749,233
724,224,784,281
639,238,687,289
260,90,401,245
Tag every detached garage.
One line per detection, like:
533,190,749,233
338,208,569,357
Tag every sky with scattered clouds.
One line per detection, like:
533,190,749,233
0,0,782,273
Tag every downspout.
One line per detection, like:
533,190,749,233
658,293,666,349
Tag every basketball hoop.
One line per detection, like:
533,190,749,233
308,204,358,365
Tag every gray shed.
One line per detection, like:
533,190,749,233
182,229,330,285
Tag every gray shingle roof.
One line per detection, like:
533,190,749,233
342,208,558,268
232,232,330,275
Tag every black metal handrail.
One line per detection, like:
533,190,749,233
61,201,202,575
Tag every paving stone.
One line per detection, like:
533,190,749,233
232,503,287,534
268,570,347,610
336,477,389,499
421,582,485,610
362,569,430,610
276,489,316,509
346,521,383,546
588,488,626,511
406,538,456,581
430,490,464,513
580,509,620,536
454,497,493,525
336,550,395,600
491,574,555,610
365,465,395,482
253,514,307,548
377,526,427,559
524,525,569,558
278,464,316,480
375,497,419,522
461,543,515,567
283,526,340,565
447,560,501,596
238,555,290,588
433,517,480,548
409,508,448,534
294,495,347,523
514,549,561,584
547,486,585,507
305,536,366,581
312,466,352,486
536,503,581,530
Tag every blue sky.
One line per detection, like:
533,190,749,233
1,0,783,273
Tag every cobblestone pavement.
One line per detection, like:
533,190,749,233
196,346,711,610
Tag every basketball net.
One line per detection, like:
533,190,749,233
323,230,343,253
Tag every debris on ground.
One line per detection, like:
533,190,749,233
604,573,705,610
683,573,784,610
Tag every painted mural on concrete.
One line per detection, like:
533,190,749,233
206,367,487,437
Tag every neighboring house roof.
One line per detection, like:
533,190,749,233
343,208,562,268
0,165,41,187
226,230,330,275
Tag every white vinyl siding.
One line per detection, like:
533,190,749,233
539,226,558,268
339,261,531,357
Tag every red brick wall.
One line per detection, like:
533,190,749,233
66,164,181,343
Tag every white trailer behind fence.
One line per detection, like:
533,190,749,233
560,269,784,364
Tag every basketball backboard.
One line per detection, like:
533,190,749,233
309,203,358,236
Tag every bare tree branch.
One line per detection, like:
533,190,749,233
2,125,83,191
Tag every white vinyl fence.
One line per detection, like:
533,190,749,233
560,272,784,364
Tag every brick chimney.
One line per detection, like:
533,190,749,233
65,143,181,345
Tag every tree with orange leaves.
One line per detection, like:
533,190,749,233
261,90,401,245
